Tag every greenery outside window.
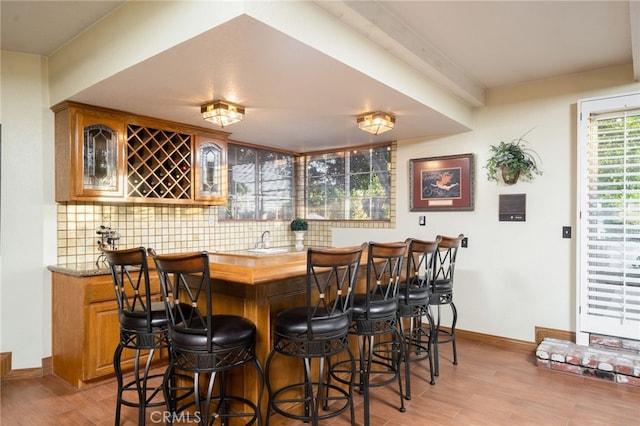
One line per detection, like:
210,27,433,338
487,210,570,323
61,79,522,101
306,144,392,220
220,143,294,220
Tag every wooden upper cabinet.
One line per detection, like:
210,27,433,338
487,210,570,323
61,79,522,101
52,102,229,205
194,133,228,204
54,103,126,201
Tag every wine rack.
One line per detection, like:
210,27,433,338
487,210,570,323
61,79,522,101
127,124,192,200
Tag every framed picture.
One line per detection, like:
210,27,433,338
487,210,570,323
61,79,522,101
409,153,474,211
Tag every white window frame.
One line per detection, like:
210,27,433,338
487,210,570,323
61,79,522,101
221,143,295,221
576,91,640,345
304,143,393,221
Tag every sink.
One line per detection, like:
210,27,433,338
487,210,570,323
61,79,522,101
246,248,289,254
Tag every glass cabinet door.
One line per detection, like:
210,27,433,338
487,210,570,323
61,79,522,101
194,134,227,204
83,124,118,191
75,113,125,198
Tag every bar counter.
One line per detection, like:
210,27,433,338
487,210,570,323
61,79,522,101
208,248,308,284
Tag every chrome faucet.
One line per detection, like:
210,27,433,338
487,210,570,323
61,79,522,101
261,231,271,249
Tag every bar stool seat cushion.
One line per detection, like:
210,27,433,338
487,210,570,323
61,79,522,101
351,294,397,320
396,283,429,305
120,302,168,330
275,306,351,339
169,315,256,351
432,279,453,294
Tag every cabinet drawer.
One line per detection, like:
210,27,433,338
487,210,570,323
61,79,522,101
85,275,114,303
87,274,161,303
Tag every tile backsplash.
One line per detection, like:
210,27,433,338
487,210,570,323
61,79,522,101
55,203,382,265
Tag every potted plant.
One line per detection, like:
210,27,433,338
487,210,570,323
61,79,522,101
290,217,308,251
485,129,542,184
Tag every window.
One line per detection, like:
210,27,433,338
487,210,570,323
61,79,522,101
577,92,640,344
220,144,294,220
306,144,392,220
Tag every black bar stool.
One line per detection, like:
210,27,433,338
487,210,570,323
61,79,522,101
102,246,169,425
264,244,366,426
331,241,407,426
397,237,440,398
148,249,264,425
430,234,464,376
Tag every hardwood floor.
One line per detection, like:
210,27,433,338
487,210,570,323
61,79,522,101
2,337,639,425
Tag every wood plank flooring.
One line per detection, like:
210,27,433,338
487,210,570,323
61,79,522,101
2,337,639,425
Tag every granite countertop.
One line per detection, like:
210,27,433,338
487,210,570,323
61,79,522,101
45,249,299,278
47,246,316,279
47,262,111,277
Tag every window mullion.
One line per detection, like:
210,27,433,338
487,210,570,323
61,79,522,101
345,151,351,220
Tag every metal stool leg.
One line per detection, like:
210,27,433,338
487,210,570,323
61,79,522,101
451,302,458,365
114,343,125,425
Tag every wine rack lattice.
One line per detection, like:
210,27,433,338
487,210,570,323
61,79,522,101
127,124,192,199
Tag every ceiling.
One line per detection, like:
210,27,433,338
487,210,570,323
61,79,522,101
2,1,638,152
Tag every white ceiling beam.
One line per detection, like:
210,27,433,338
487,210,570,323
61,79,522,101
316,0,486,107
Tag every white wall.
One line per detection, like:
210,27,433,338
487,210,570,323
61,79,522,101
333,64,639,342
1,51,57,369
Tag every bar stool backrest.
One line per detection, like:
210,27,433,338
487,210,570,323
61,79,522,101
431,234,465,297
403,237,441,297
148,250,213,351
102,246,154,333
365,241,407,320
305,243,366,340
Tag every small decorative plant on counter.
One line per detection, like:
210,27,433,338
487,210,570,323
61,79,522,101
290,217,308,251
485,129,542,184
290,217,308,232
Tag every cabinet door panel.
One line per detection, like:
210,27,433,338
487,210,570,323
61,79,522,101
85,297,165,380
194,134,228,204
74,112,126,199
86,301,120,379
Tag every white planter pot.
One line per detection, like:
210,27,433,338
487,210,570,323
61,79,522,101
294,231,305,251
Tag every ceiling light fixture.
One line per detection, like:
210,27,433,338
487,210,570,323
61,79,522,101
356,111,396,135
201,100,245,128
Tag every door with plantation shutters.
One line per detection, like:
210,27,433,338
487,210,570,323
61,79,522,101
576,92,640,346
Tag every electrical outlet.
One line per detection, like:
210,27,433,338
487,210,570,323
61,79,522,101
562,226,571,238
461,237,468,248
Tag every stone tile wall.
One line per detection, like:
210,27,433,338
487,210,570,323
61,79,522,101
56,202,390,265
